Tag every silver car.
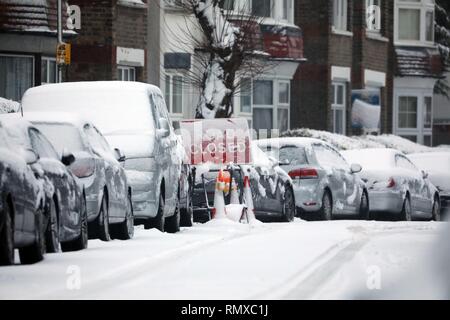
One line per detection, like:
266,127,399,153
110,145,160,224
257,138,369,220
342,148,441,221
23,112,134,241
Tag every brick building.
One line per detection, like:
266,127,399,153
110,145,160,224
0,0,73,102
292,0,392,136
67,0,148,83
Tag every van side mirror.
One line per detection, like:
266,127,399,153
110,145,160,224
114,148,126,162
350,163,363,174
422,170,429,179
156,117,170,139
24,149,39,165
61,148,76,166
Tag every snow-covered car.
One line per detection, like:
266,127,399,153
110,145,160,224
409,152,450,216
1,115,89,259
258,138,369,220
0,122,46,265
21,82,182,233
342,148,441,221
192,142,296,223
23,113,134,242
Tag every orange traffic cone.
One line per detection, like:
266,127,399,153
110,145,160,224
243,175,256,222
213,169,227,219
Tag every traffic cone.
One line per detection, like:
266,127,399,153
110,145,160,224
230,178,240,205
213,169,227,219
243,175,256,222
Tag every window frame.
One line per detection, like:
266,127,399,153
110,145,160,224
165,73,184,116
333,0,348,32
117,65,136,81
41,57,57,85
394,0,436,46
331,81,347,135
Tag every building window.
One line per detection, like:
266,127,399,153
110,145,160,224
41,58,57,84
398,96,418,129
277,81,290,133
396,0,435,44
424,96,432,129
118,66,136,81
252,0,271,18
0,54,34,102
240,78,252,114
222,0,235,10
165,75,183,115
332,82,346,134
253,80,273,105
333,0,348,31
366,0,382,32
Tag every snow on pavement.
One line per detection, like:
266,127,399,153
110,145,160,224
0,219,448,300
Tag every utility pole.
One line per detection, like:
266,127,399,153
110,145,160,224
57,0,63,83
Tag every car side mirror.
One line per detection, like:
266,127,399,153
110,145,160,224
350,163,363,174
61,148,76,167
114,148,126,162
279,159,290,166
156,117,170,139
24,149,39,165
422,170,429,179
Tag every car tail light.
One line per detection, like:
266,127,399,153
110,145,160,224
289,168,318,180
70,158,95,178
387,177,396,188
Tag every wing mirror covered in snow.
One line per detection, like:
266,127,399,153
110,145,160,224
156,118,170,139
279,159,291,166
24,149,39,165
350,163,363,174
114,148,126,162
61,148,76,167
422,170,429,179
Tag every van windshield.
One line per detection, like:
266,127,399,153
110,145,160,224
33,123,86,155
23,89,155,134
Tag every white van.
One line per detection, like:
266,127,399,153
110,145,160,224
21,82,183,233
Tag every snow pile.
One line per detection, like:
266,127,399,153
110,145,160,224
0,97,20,114
282,128,437,154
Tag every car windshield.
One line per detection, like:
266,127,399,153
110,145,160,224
264,146,308,166
33,123,86,155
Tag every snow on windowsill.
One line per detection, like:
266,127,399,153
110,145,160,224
332,28,353,37
366,31,389,43
117,0,147,9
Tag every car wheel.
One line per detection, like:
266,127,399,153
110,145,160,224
281,187,296,223
180,194,194,228
61,195,88,252
320,191,333,221
97,194,111,242
19,209,45,265
359,191,370,220
45,198,60,253
432,196,441,222
401,196,412,221
165,195,180,233
110,193,134,240
0,199,14,266
145,193,165,232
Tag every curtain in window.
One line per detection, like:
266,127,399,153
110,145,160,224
253,108,273,132
0,55,34,102
253,80,273,105
398,9,420,40
277,109,289,133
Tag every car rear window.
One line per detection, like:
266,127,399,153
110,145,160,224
263,146,308,166
33,123,86,155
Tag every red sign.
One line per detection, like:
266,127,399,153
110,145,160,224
179,118,252,166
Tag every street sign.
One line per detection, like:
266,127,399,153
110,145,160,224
56,43,71,65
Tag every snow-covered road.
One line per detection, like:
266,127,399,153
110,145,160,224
0,219,448,300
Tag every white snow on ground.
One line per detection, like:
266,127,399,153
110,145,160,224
0,220,448,300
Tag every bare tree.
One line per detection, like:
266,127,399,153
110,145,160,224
161,0,274,119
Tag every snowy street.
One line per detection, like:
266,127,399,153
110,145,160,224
1,219,448,300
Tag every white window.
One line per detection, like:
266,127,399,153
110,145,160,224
0,54,34,102
165,74,183,115
118,66,136,81
279,0,294,23
424,96,432,129
41,58,57,84
278,81,290,133
240,78,252,114
332,82,346,134
395,0,435,45
366,0,382,32
398,96,418,129
333,0,348,31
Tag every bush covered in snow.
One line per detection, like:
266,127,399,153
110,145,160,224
282,128,437,154
0,97,20,114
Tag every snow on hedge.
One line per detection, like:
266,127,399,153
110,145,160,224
282,128,437,154
0,97,20,114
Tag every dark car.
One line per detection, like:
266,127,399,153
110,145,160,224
1,115,88,255
192,142,296,223
0,121,46,265
23,113,134,241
